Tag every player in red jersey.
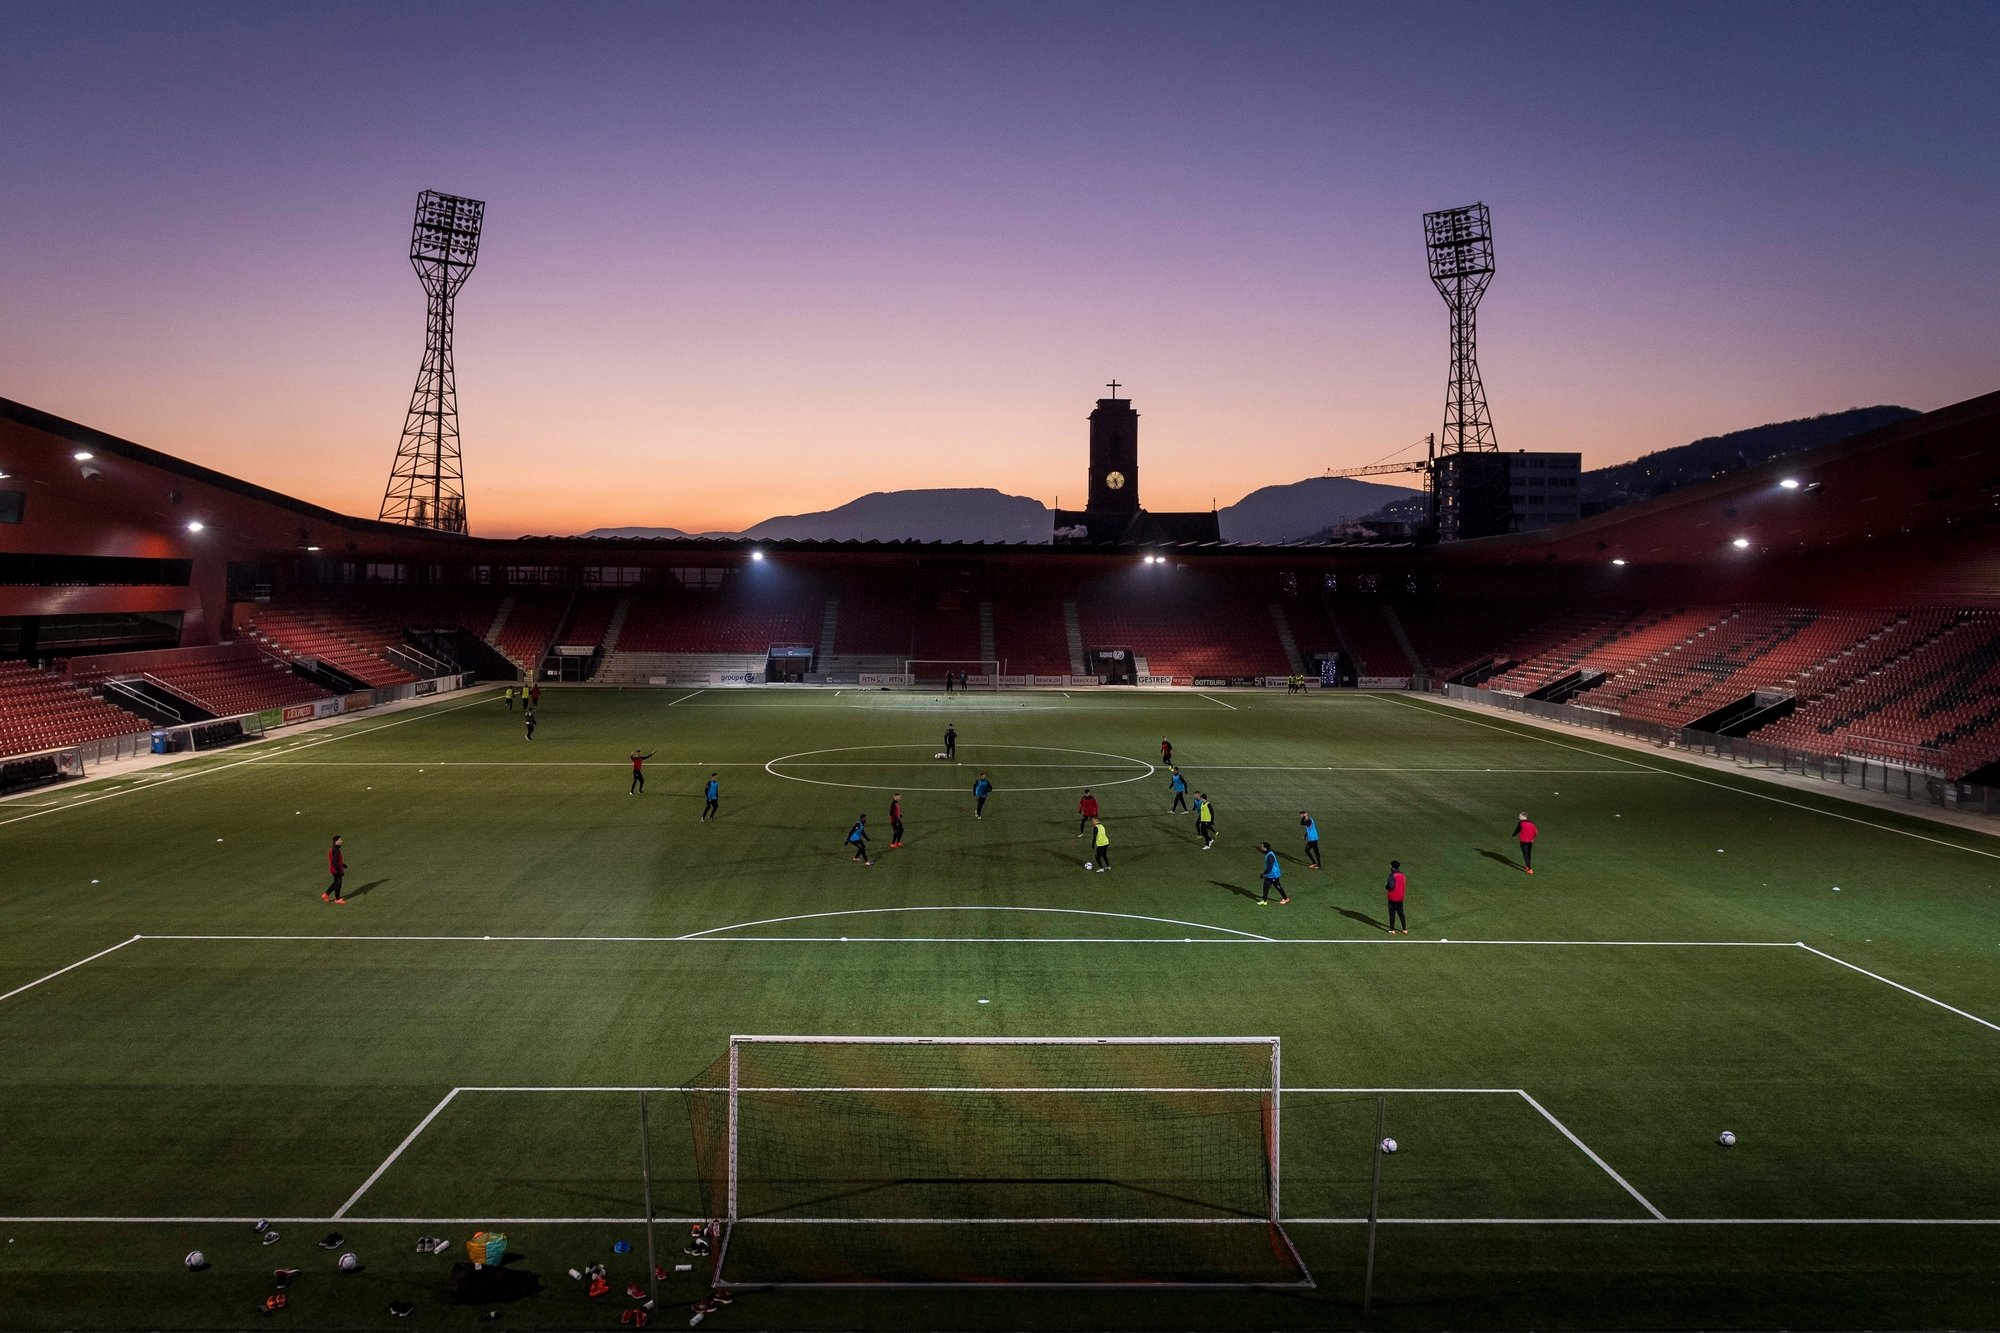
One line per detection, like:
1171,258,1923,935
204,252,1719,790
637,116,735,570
1513,812,1538,874
1076,789,1099,837
1385,860,1407,934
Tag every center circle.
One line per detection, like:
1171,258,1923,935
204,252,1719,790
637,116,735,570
763,743,1157,794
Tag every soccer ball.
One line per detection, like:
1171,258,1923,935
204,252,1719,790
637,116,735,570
1380,1137,1398,1155
183,1251,206,1270
1717,1130,1737,1147
934,752,947,760
338,1252,359,1271
1083,862,1093,871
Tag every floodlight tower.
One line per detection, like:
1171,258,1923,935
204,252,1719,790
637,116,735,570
380,190,484,533
1423,202,1498,456
1423,203,1501,540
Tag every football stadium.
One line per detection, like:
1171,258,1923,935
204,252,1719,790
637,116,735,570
6,7,2000,1331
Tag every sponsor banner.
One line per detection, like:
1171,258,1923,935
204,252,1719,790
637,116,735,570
859,672,915,686
282,703,317,726
1357,675,1414,689
1065,675,1101,687
554,645,594,657
1136,675,1175,688
313,697,346,720
345,692,375,712
257,708,284,731
996,674,1029,687
1172,676,1195,687
647,676,668,686
414,679,437,696
967,673,993,686
1192,677,1229,687
709,672,761,686
1031,674,1067,686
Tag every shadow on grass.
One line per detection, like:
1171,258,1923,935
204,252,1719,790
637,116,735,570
346,879,389,898
1210,880,1258,903
1335,907,1388,933
1477,848,1522,872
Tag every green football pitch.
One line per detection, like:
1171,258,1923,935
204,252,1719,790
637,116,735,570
2,685,1998,1330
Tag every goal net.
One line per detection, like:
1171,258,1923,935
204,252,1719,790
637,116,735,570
680,1036,1310,1288
903,659,1002,689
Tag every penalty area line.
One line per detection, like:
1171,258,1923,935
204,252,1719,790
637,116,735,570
1797,943,2000,1035
0,935,142,1007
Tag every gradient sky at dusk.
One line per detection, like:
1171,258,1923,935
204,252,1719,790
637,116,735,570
3,1,1996,536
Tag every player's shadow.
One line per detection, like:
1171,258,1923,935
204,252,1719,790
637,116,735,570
1477,848,1522,871
1209,880,1259,903
1335,907,1388,933
346,879,389,898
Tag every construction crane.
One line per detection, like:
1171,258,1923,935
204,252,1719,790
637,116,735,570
1325,434,1435,482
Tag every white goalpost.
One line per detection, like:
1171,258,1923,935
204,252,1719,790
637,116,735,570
902,659,1003,688
681,1035,1311,1288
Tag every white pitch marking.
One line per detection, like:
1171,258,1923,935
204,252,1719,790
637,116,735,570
1797,943,2000,1034
675,906,1274,943
666,689,704,706
0,693,494,830
127,931,1800,948
1395,696,2000,860
1198,693,1237,711
2,1212,1994,1227
332,1089,461,1219
1514,1090,1665,1221
0,936,141,1007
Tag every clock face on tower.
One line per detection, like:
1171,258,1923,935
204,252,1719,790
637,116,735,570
1104,471,1126,490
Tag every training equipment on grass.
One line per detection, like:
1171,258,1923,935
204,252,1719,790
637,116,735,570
680,1035,1309,1288
1718,1130,1737,1147
1380,1137,1398,1154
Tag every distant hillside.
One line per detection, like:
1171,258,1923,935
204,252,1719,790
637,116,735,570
586,476,1420,544
1217,476,1421,544
584,488,1053,544
1580,406,1917,512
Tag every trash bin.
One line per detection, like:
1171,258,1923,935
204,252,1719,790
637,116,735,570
150,730,169,755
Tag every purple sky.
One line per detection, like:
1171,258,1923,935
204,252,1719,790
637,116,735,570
3,1,1995,535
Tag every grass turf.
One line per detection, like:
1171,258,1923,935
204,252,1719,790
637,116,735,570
1,685,1998,1328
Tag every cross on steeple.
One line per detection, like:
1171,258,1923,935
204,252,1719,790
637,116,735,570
1106,379,1121,399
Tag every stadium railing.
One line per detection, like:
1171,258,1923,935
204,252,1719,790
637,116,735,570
1442,683,2000,818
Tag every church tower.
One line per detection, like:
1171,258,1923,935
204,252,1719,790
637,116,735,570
1086,385,1140,515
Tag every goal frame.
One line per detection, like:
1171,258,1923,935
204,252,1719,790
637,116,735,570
902,658,1004,689
710,1034,1307,1290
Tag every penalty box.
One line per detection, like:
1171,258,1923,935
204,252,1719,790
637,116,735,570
338,1084,1655,1229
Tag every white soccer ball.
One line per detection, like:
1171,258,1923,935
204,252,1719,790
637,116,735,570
1717,1130,1736,1147
184,1250,206,1270
1380,1137,1398,1155
1083,862,1093,871
338,1251,359,1271
934,752,946,760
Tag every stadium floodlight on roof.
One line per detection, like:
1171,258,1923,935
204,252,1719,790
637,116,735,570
379,190,484,534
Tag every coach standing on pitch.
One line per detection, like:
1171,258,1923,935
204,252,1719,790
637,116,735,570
1386,860,1408,933
944,724,957,760
1513,812,1538,875
321,836,347,905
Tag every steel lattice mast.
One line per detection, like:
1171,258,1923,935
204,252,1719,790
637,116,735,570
380,190,484,533
1423,203,1498,456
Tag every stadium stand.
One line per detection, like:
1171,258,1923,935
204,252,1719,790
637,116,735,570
1075,574,1292,679
490,592,569,674
65,643,331,718
990,587,1074,677
0,661,153,756
235,602,421,688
